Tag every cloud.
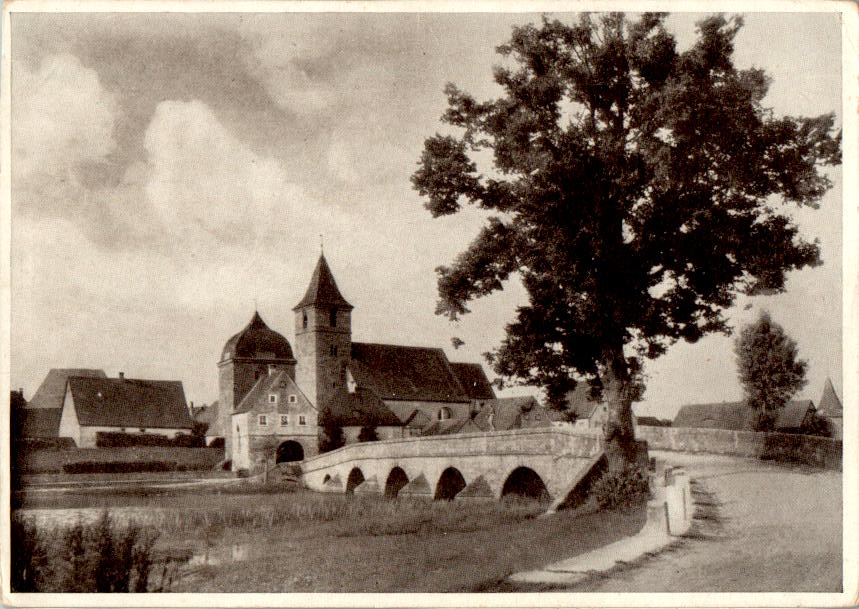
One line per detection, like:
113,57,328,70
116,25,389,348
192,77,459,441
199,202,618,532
12,53,119,211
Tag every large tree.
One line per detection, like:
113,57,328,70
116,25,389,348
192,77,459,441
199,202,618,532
411,13,840,444
734,311,807,431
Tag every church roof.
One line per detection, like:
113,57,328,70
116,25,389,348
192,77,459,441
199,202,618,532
818,378,842,417
221,311,295,362
449,362,496,400
471,396,551,431
349,342,471,403
67,376,194,430
293,254,353,311
28,368,107,410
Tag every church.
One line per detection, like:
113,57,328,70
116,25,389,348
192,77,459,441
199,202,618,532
217,253,496,472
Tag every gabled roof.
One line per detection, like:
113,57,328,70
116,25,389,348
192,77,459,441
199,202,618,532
402,409,433,429
323,388,402,427
471,396,550,431
233,371,314,415
348,343,470,403
293,254,353,311
565,384,601,420
67,376,194,430
673,400,815,431
221,312,294,362
449,362,496,400
818,378,842,417
29,369,107,410
12,408,62,438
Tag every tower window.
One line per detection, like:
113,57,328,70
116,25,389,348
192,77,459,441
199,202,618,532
330,345,338,357
330,309,337,327
302,311,308,329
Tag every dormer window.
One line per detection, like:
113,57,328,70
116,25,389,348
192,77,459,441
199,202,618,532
330,309,337,327
438,407,452,421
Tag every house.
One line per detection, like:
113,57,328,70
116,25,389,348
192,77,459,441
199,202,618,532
216,253,496,472
817,378,842,440
230,370,317,471
672,399,816,433
192,400,224,446
58,373,194,447
12,368,107,439
565,384,608,432
470,396,554,431
634,415,672,427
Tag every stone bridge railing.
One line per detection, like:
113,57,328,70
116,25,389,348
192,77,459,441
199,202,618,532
302,426,602,474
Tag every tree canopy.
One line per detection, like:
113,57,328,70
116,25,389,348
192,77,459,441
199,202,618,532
411,13,840,438
734,311,807,431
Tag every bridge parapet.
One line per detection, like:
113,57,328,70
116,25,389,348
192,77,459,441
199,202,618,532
302,427,602,474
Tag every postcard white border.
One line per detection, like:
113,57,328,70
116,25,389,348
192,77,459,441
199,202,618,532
1,0,856,607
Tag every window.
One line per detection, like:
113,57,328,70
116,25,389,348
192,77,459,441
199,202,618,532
288,394,297,404
302,311,308,329
268,364,277,376
330,309,337,327
280,415,289,426
258,415,267,426
330,344,338,357
299,415,307,426
437,407,452,421
269,393,278,404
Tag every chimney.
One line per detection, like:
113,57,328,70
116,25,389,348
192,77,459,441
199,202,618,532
119,372,125,380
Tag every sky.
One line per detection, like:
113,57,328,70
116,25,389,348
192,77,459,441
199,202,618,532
9,9,843,418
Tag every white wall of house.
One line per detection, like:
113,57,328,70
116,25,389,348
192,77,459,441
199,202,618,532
77,425,189,448
58,389,82,446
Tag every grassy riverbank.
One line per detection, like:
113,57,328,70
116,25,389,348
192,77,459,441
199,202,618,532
14,484,645,592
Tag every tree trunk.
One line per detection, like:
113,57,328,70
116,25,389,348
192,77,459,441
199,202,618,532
599,347,639,469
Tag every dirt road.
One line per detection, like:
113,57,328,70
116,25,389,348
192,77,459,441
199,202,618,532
575,451,843,592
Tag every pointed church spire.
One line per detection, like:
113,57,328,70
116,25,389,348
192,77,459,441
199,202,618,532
293,253,353,311
818,377,842,417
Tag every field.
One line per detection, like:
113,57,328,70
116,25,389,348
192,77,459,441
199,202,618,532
14,483,646,592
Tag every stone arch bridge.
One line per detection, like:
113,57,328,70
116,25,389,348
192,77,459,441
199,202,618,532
300,427,604,502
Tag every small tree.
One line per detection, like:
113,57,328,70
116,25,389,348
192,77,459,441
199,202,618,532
735,311,807,431
318,409,344,453
357,426,379,442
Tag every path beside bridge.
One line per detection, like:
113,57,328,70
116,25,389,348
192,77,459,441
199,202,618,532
572,451,842,592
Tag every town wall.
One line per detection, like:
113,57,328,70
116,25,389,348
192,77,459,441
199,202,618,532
637,426,841,470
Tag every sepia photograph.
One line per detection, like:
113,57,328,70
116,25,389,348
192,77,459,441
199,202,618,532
2,1,855,605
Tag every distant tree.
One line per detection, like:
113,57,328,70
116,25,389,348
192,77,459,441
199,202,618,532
800,411,832,437
318,410,344,453
412,13,840,452
358,426,379,442
734,312,807,431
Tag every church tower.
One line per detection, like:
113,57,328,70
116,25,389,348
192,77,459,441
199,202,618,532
293,254,353,410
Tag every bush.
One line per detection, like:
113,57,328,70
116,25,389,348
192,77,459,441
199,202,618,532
11,511,160,592
12,438,76,451
592,467,650,511
95,431,203,448
63,461,178,474
209,437,225,449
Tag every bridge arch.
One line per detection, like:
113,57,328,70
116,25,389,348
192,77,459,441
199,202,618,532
384,466,409,499
345,467,365,495
501,466,550,501
276,440,304,463
434,467,466,501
